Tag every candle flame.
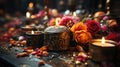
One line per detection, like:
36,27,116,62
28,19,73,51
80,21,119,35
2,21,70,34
106,0,110,3
102,37,105,45
55,18,61,26
31,15,35,19
31,30,34,34
73,12,77,17
26,12,31,18
29,2,34,8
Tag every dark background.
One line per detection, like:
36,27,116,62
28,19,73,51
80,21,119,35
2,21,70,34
0,0,120,16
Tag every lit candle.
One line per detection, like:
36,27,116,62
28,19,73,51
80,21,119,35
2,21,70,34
73,12,77,18
28,2,34,9
92,37,115,47
26,11,31,18
26,31,44,49
89,37,117,62
31,30,34,34
26,30,42,35
44,18,70,51
21,25,35,35
44,18,66,33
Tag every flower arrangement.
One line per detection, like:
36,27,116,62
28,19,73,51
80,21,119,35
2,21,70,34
51,12,120,52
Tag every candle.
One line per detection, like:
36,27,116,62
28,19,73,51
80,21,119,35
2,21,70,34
92,37,115,47
21,25,35,35
26,31,44,49
73,12,77,18
44,18,66,33
44,18,70,51
28,2,34,9
89,37,117,62
26,12,31,18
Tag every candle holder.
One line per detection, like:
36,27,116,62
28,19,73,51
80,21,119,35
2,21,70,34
44,26,70,51
89,39,117,62
26,31,44,49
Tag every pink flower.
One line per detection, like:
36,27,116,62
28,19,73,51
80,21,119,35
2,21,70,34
103,16,109,20
118,41,120,44
101,25,107,31
86,20,101,34
59,16,77,27
77,52,88,62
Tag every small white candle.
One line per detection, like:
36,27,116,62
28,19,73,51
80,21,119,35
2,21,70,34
31,30,34,34
73,12,77,18
28,2,34,8
45,17,66,33
26,12,31,18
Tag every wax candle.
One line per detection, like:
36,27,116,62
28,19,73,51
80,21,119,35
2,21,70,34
89,37,117,62
21,25,35,35
92,37,115,47
26,31,44,49
26,12,31,18
73,12,77,18
44,18,70,51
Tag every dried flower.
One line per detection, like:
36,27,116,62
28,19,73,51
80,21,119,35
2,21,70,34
76,52,88,62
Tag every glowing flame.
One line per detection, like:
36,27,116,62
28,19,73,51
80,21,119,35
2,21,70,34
102,37,105,45
55,18,61,26
31,30,34,34
73,12,77,17
29,2,34,8
106,0,110,3
31,15,35,19
26,12,31,18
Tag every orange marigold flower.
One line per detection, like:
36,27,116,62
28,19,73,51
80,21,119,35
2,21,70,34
74,30,92,44
71,22,87,33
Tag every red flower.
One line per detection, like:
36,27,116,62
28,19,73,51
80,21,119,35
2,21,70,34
107,32,120,42
109,24,120,32
86,20,101,34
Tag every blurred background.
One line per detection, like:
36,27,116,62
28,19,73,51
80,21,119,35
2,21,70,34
0,0,120,17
